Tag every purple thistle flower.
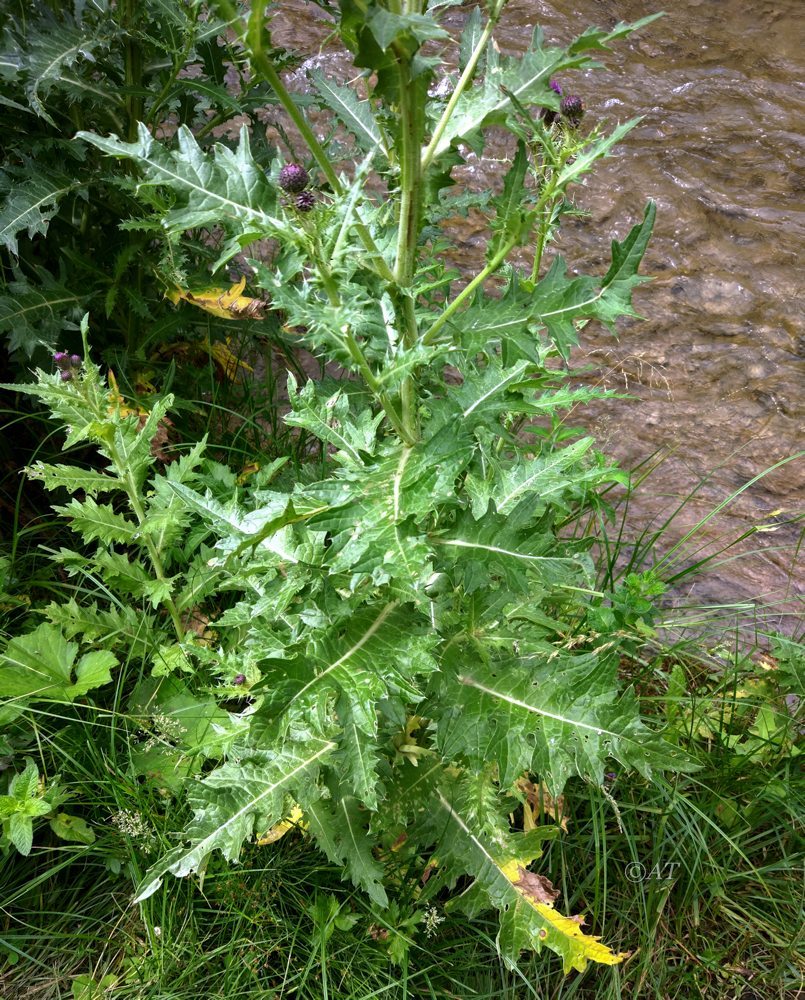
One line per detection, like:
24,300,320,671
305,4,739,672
549,78,562,95
233,673,246,686
278,163,309,193
560,95,585,126
53,351,71,370
295,190,316,213
59,369,73,382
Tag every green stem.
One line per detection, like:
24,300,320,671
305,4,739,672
124,472,185,640
420,0,507,174
317,257,416,445
530,173,561,283
393,47,425,443
242,3,396,285
122,0,144,143
421,236,517,346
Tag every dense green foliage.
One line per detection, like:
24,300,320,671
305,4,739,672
0,0,801,995
0,0,284,364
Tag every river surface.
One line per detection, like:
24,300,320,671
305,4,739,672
268,1,804,635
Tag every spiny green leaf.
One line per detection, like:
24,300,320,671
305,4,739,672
309,71,385,155
133,740,334,903
268,603,436,735
302,790,389,906
438,653,696,791
76,124,278,242
285,373,384,463
0,270,83,356
21,19,109,124
0,171,76,256
28,463,121,497
44,599,156,658
488,141,531,259
53,497,139,546
494,438,595,514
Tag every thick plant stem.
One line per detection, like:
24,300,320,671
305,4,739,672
394,51,425,444
530,168,563,282
122,0,144,144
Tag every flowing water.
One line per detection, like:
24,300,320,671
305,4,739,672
270,1,804,632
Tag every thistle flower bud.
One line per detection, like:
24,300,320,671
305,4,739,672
278,163,309,193
233,673,246,686
295,190,316,213
560,95,585,126
60,369,73,382
549,79,562,95
70,354,82,368
53,351,71,370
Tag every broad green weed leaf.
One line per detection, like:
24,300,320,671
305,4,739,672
0,759,53,856
0,622,116,702
49,813,95,845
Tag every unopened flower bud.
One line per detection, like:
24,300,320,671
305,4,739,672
233,673,246,686
53,351,71,370
560,95,585,125
70,354,82,368
278,163,309,193
60,369,73,382
295,191,316,213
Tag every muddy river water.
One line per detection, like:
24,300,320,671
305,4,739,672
270,1,804,633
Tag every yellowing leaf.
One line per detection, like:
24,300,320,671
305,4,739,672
438,793,625,974
532,903,626,967
107,369,146,420
208,337,253,380
167,277,266,320
501,860,627,970
257,804,305,845
516,776,570,832
237,462,260,485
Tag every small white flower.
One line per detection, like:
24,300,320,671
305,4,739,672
423,905,445,938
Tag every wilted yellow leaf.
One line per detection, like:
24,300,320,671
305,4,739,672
500,858,627,968
256,804,305,845
167,276,267,320
516,776,570,832
107,369,146,419
208,337,253,380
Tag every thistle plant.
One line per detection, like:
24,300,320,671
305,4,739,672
0,1,699,975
